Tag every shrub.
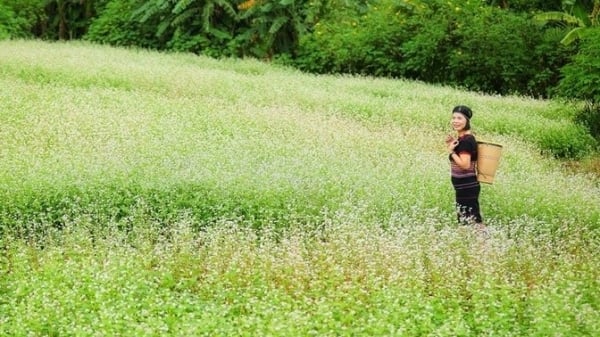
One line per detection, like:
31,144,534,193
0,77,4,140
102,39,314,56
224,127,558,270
0,0,46,39
398,1,576,98
396,2,454,83
293,0,406,76
0,3,12,39
41,0,99,40
293,1,567,98
446,6,544,95
576,103,600,143
537,124,597,159
555,27,600,141
484,0,563,11
528,27,577,98
85,0,163,49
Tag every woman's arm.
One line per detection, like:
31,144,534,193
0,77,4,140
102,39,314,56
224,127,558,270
450,152,471,170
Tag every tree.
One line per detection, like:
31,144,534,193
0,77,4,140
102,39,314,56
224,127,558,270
535,1,600,140
237,0,309,58
128,0,239,55
535,0,600,45
555,27,600,140
41,0,100,40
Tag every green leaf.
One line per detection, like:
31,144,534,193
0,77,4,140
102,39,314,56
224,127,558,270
269,17,288,34
173,0,193,15
560,26,585,45
202,2,214,32
534,11,583,26
209,27,232,40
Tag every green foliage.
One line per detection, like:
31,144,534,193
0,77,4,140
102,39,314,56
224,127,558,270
2,0,597,105
0,0,108,40
0,0,46,38
396,0,455,83
164,0,240,56
528,27,577,98
39,0,100,40
235,0,331,58
293,0,406,75
393,1,566,96
85,0,160,49
534,0,600,45
556,28,600,103
556,27,600,140
536,124,597,158
0,2,13,39
0,0,589,105
576,103,600,142
169,0,332,58
294,0,570,97
86,0,330,58
484,0,563,11
446,7,548,95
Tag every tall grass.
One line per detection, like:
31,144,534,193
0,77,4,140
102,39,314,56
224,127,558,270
0,40,598,336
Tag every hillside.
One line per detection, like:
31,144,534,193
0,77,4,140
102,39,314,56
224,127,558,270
0,40,598,337
0,40,598,228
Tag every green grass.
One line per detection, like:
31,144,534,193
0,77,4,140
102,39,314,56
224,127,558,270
0,40,599,336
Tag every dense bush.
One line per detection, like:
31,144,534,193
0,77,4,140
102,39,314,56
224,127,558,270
576,103,600,143
85,0,164,49
0,0,105,40
0,0,46,39
291,1,405,76
536,124,597,158
391,1,478,84
527,26,577,98
86,0,333,59
293,0,574,97
484,0,563,11
42,0,98,40
0,2,13,39
446,7,549,95
555,27,600,141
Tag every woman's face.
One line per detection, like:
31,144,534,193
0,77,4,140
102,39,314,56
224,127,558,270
451,112,468,131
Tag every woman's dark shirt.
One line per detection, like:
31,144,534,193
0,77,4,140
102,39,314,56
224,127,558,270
449,134,478,189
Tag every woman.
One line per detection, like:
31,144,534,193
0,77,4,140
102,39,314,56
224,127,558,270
445,105,484,227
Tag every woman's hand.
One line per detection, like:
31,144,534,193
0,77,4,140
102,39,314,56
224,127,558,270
446,135,458,153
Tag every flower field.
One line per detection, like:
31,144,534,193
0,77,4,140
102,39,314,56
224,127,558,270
0,40,598,336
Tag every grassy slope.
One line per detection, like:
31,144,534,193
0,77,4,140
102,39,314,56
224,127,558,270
0,40,598,228
0,40,598,336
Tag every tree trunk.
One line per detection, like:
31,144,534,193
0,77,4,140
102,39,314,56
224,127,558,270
58,0,67,40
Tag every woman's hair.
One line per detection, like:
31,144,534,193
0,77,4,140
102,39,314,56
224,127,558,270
452,105,472,130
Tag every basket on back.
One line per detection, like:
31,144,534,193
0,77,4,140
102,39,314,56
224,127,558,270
477,141,503,184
